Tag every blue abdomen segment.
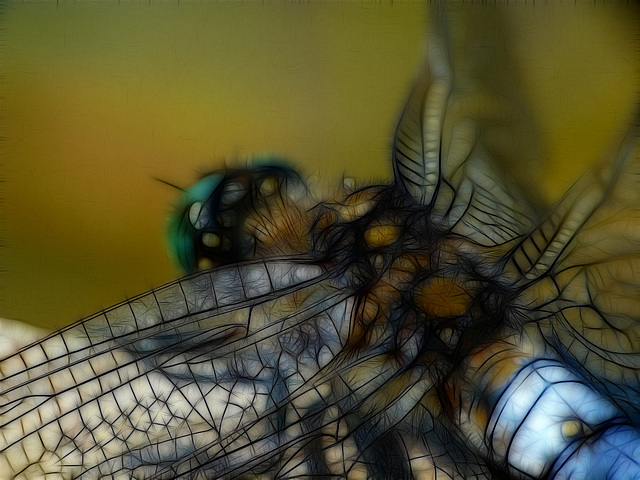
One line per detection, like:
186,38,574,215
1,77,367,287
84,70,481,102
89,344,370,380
551,425,640,480
487,359,640,479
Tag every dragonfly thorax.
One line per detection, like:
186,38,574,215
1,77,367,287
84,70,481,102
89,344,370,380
310,185,517,364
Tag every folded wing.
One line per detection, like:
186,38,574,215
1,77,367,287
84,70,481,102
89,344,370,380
513,117,640,415
393,4,542,246
0,258,359,479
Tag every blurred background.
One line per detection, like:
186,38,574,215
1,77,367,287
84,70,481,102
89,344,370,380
1,2,638,329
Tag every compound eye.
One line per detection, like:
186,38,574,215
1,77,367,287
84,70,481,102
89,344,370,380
167,173,224,273
167,163,308,273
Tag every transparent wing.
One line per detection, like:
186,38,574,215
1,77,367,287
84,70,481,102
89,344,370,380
392,4,542,246
513,117,640,414
391,4,640,478
1,256,507,479
0,258,360,479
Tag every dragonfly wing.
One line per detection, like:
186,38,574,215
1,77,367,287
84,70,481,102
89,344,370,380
0,258,360,479
513,117,640,414
0,259,498,479
393,5,541,246
445,121,640,476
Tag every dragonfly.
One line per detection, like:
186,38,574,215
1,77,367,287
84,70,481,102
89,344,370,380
1,5,638,480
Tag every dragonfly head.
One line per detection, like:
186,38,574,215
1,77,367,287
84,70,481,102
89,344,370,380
167,160,308,273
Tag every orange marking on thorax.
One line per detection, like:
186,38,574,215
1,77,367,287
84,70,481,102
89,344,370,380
414,277,471,318
364,223,401,248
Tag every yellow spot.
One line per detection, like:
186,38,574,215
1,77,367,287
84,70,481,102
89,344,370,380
202,232,220,248
415,277,470,317
197,257,214,270
439,327,459,345
347,465,369,480
336,203,371,221
259,177,278,196
561,420,584,438
364,224,400,248
334,190,377,221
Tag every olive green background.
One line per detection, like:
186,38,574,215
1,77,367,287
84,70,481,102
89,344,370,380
1,2,638,328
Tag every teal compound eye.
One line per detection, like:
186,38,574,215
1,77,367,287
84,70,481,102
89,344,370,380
167,173,224,273
167,163,306,273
